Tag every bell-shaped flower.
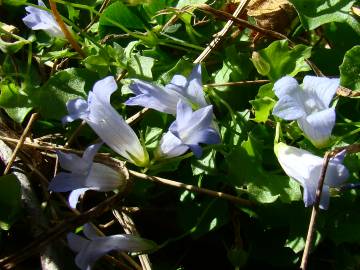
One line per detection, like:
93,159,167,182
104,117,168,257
272,75,339,148
274,142,349,209
22,0,64,38
125,64,208,115
49,144,126,208
63,76,149,167
156,100,220,159
67,223,156,270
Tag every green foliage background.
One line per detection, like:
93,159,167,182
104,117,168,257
0,0,360,269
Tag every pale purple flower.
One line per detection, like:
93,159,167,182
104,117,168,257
49,144,125,208
126,64,208,114
67,223,156,270
274,142,349,209
63,76,149,167
273,76,339,148
156,100,220,159
22,0,64,38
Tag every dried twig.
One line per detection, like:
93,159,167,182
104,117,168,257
336,86,360,98
300,152,331,270
204,79,270,88
84,0,111,32
3,113,38,175
129,170,254,207
113,210,151,270
48,0,86,58
194,0,251,64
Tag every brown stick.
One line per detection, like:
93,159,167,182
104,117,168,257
193,0,250,64
300,152,331,270
129,170,254,207
48,0,86,58
3,113,38,175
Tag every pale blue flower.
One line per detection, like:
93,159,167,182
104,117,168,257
156,100,220,159
126,64,208,114
22,0,64,38
274,142,349,209
273,75,339,148
63,76,149,167
67,223,156,270
49,144,125,208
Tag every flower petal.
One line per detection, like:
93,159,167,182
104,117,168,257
324,150,349,187
319,185,330,210
303,76,339,108
57,150,89,173
63,98,89,124
67,232,89,253
83,223,101,239
297,108,335,148
73,234,156,270
275,143,349,209
86,163,124,191
23,0,64,37
49,172,87,192
92,76,118,104
186,64,208,108
82,78,149,166
68,188,89,209
273,76,300,98
82,143,102,164
272,95,306,120
127,79,181,114
157,131,189,158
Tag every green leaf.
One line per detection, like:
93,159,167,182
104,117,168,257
289,0,360,34
0,38,28,54
340,45,360,91
127,54,155,80
176,0,208,8
226,135,263,186
247,182,280,203
251,40,311,81
0,82,33,123
0,174,22,231
249,96,276,123
214,47,252,91
191,149,216,175
2,0,27,5
99,1,146,33
178,198,229,238
227,248,248,268
32,68,99,120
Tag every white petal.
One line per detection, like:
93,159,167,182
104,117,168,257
91,76,118,104
157,131,189,158
86,163,124,191
273,76,300,98
303,76,339,108
68,188,89,209
75,234,155,270
273,95,306,120
49,173,87,192
83,223,101,240
82,143,102,163
86,82,149,166
319,185,330,210
56,151,89,173
297,108,335,148
275,143,321,188
324,150,349,187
